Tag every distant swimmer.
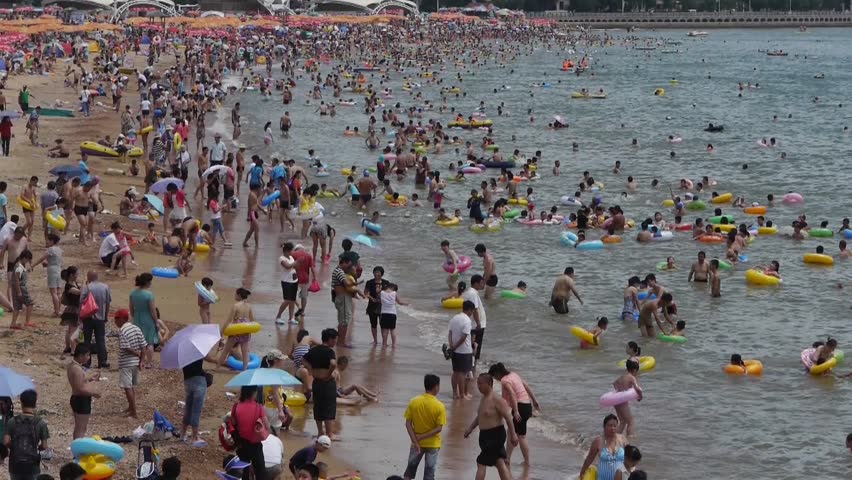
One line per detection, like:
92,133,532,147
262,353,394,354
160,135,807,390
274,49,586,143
549,267,583,314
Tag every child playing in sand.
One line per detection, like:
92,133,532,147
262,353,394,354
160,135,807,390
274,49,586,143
580,317,608,349
613,360,643,436
143,222,158,244
176,246,193,276
198,277,215,324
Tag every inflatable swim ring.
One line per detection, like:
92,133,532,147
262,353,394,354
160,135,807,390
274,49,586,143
17,197,34,210
222,322,261,337
686,200,706,211
806,349,844,376
470,223,502,234
151,267,179,278
45,210,66,231
723,360,763,375
657,333,687,344
194,281,218,303
361,219,382,234
745,269,781,286
507,198,528,206
661,199,675,207
569,326,598,346
744,206,767,215
758,227,777,235
283,390,307,407
803,253,834,265
809,228,833,238
226,353,261,370
78,454,115,480
617,356,656,372
500,290,526,299
599,387,639,407
698,235,726,243
576,240,604,251
441,298,463,309
442,255,472,273
436,217,461,227
71,437,125,461
782,192,804,204
711,193,733,204
708,215,735,225
261,191,281,208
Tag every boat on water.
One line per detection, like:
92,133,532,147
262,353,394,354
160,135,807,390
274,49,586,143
767,50,788,57
665,39,683,45
635,46,657,51
661,49,681,54
687,31,709,37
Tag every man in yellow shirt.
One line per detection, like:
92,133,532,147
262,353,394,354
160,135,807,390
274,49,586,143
403,374,446,480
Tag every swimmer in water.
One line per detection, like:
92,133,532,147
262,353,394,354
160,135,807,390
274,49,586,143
612,361,643,436
669,320,686,337
621,276,641,322
580,317,608,349
709,259,721,297
625,341,641,365
508,281,527,296
550,267,583,314
661,256,676,271
637,292,674,337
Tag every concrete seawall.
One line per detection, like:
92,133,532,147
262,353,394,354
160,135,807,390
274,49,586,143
527,10,852,28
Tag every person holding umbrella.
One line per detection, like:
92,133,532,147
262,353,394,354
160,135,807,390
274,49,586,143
160,323,221,448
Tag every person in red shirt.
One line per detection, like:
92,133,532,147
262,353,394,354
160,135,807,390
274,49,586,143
0,116,13,157
292,244,316,320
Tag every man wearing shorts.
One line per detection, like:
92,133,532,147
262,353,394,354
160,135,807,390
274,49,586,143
275,242,299,325
117,308,146,418
463,374,518,480
474,243,498,299
446,301,476,399
302,329,339,439
67,344,101,439
331,256,358,347
463,275,487,366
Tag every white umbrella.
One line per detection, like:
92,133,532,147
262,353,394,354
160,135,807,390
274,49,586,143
201,164,234,178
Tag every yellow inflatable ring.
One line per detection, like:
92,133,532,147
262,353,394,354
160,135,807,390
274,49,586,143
436,217,460,227
184,242,210,253
283,390,307,407
810,351,844,376
384,193,408,202
617,356,656,372
803,253,834,266
140,125,153,135
507,198,528,206
757,226,777,235
715,224,737,234
17,197,34,210
222,322,261,337
745,269,781,286
45,210,66,231
711,192,733,204
569,326,598,346
173,132,182,151
442,297,463,309
661,199,675,207
723,360,763,375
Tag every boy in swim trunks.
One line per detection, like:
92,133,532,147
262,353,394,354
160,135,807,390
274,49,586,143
474,243,498,299
463,374,518,480
441,240,461,292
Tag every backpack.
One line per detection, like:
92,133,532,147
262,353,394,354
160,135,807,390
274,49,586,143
10,415,41,468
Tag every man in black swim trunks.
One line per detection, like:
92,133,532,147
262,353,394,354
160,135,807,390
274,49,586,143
474,243,498,299
463,373,517,480
66,344,101,439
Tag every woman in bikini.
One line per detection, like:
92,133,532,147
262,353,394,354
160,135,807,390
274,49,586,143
218,288,256,371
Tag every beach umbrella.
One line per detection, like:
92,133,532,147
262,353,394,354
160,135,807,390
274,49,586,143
0,366,35,396
143,194,164,214
150,177,184,194
201,164,233,178
160,324,221,369
348,234,379,249
225,368,300,389
49,164,85,178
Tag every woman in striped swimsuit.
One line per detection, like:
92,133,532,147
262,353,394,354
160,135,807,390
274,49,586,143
290,329,317,398
579,414,626,480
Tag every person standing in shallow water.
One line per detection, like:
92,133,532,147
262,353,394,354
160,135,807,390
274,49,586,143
488,362,541,467
463,373,518,480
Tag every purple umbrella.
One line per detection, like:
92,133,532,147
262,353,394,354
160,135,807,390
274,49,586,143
160,324,221,369
150,177,184,194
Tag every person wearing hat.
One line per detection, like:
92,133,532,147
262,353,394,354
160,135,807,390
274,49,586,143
258,349,293,434
288,436,330,477
211,133,226,167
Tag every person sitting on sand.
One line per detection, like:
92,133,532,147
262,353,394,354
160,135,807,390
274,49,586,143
47,138,69,158
333,356,378,405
